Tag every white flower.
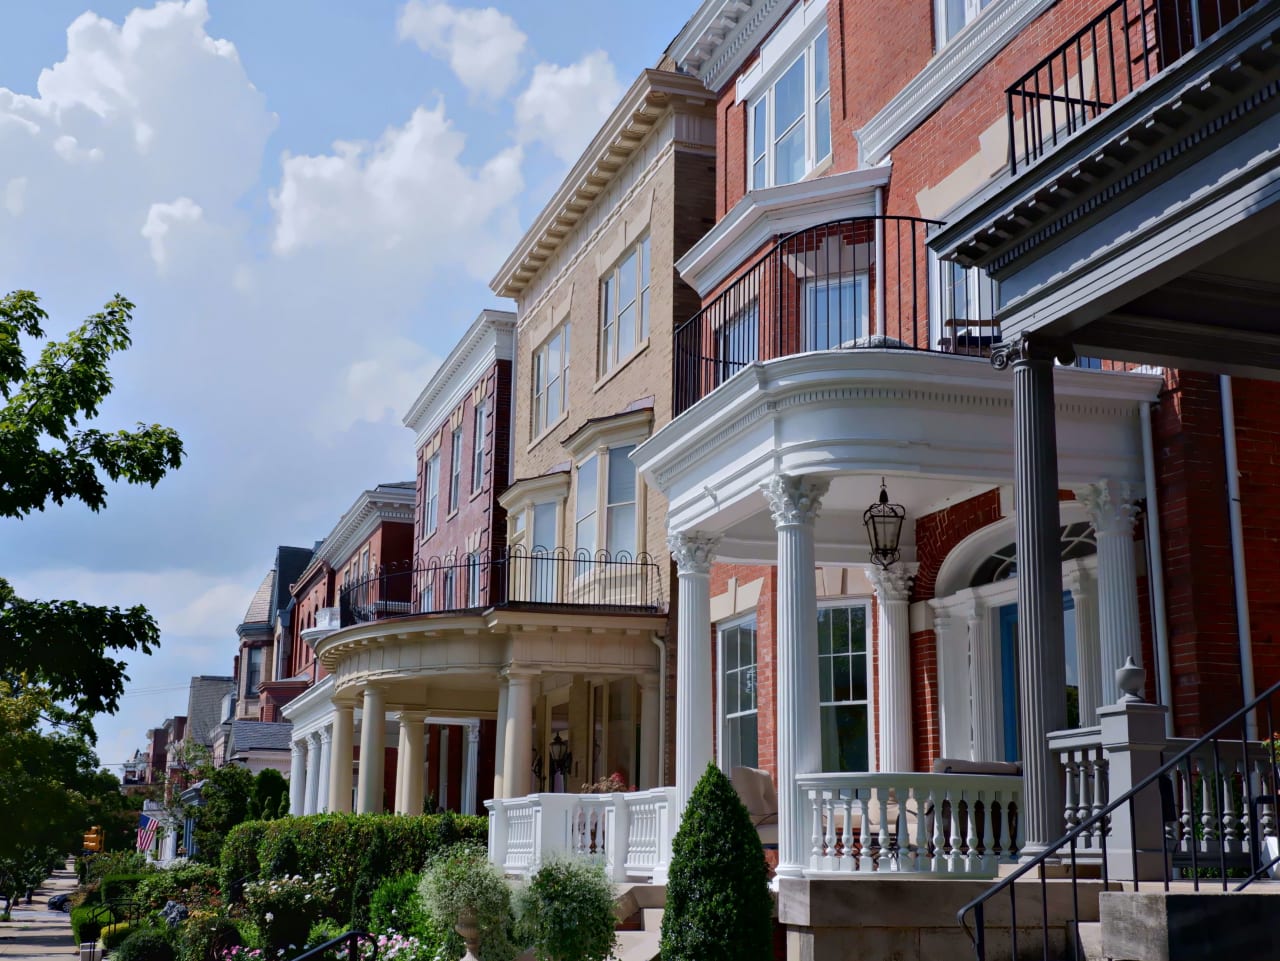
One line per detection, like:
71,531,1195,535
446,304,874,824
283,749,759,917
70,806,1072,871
264,912,274,923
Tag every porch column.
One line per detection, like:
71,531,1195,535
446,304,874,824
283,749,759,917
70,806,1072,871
668,531,720,814
317,727,332,814
462,721,480,815
501,671,535,798
304,732,322,815
998,335,1068,857
356,685,387,814
1077,480,1142,701
395,712,426,815
870,565,916,773
493,679,509,799
929,603,972,761
638,675,661,789
394,716,409,813
328,702,355,813
965,600,1000,761
1064,563,1103,724
289,741,306,816
763,474,829,879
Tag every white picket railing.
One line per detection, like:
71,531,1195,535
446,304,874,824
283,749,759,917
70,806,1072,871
796,773,1023,876
485,787,676,882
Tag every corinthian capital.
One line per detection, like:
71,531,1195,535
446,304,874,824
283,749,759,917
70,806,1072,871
762,474,829,528
868,564,917,602
1075,479,1140,536
668,531,720,575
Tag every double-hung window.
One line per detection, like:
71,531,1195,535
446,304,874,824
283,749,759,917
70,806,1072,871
244,646,264,695
720,617,759,770
805,273,869,350
575,456,599,560
748,28,830,189
574,445,640,562
932,255,997,350
448,427,463,513
466,553,482,607
471,400,488,493
818,602,871,772
533,324,570,436
600,236,650,375
424,452,440,537
936,0,993,47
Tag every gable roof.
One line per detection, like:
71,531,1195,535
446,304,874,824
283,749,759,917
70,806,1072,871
184,676,234,748
229,719,292,752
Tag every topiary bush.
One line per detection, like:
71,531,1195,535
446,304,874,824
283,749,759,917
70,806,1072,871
515,856,616,961
113,927,176,961
659,763,773,961
369,872,430,938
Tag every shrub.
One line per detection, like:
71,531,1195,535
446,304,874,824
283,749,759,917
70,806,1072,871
79,851,152,885
101,920,134,950
71,905,108,945
515,857,616,961
419,845,516,961
219,823,267,901
176,912,242,961
659,763,773,961
114,927,176,961
242,874,334,952
102,872,152,903
305,918,346,947
137,864,222,911
369,872,430,938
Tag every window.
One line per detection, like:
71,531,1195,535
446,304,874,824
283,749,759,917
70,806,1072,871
805,273,869,350
531,502,557,552
937,0,993,47
244,646,264,695
720,617,759,770
533,324,570,436
442,567,455,609
575,456,598,558
448,427,463,514
471,399,488,493
530,501,559,602
466,553,482,607
574,446,640,560
715,300,760,387
818,603,871,772
748,29,830,189
932,254,997,351
600,236,650,375
424,453,440,536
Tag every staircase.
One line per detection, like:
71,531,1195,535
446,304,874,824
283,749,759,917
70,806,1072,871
612,884,665,961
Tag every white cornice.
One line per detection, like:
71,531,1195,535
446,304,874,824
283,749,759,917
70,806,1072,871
295,487,416,589
856,0,1058,167
676,167,890,297
489,70,714,299
670,0,792,93
562,408,655,461
498,472,571,513
402,309,515,445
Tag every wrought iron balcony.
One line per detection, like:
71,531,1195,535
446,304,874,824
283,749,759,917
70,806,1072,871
672,215,998,417
1007,0,1263,174
337,545,663,626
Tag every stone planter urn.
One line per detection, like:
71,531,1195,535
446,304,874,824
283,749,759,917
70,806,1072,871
456,908,482,961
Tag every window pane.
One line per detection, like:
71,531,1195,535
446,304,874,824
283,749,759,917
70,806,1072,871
752,98,767,160
618,303,635,357
817,608,831,656
752,157,767,190
546,373,561,423
774,120,806,186
619,250,637,309
576,456,598,522
831,606,850,654
813,31,830,96
821,704,868,771
532,502,557,551
576,517,597,555
606,504,637,555
819,657,832,703
607,446,637,504
640,289,650,340
833,651,852,702
815,93,831,161
943,0,967,41
774,56,806,132
850,606,867,653
726,715,759,769
850,652,867,701
739,627,755,677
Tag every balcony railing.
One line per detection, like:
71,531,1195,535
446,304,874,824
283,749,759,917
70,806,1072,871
337,546,663,626
1007,0,1264,173
672,215,999,417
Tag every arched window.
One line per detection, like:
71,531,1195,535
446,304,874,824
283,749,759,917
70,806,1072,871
969,521,1096,587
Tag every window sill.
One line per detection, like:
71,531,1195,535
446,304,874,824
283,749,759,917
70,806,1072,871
528,412,570,453
593,338,650,393
469,486,486,504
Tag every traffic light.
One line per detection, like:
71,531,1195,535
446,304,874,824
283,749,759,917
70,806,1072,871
82,826,103,852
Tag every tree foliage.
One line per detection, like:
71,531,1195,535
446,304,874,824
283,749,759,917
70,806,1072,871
251,769,288,822
0,290,184,718
192,764,256,867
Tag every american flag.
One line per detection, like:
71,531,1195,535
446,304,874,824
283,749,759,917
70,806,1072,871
136,814,158,852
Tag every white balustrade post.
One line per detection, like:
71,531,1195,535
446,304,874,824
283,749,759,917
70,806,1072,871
1098,693,1170,881
763,474,829,879
357,685,387,814
289,741,306,816
1065,563,1103,724
606,793,630,882
328,702,355,813
668,531,720,815
502,672,535,798
317,727,332,814
304,732,322,815
1077,480,1142,700
871,566,917,773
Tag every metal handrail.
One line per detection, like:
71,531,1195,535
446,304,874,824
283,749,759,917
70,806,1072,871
289,930,377,961
958,676,1280,959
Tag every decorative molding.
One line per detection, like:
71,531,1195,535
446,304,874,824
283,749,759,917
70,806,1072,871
989,334,1074,371
857,0,1058,166
868,564,917,602
762,474,829,528
1075,479,1140,536
671,0,791,93
295,486,416,587
668,531,721,576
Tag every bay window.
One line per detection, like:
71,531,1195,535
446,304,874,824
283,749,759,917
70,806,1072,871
748,29,830,189
574,444,640,561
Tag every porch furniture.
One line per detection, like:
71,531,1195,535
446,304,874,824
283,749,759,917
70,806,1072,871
731,766,779,848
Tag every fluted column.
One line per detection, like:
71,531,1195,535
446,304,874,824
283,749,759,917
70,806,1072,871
395,712,427,815
638,675,661,789
763,474,829,879
966,600,999,761
328,702,355,813
501,672,535,798
289,741,306,816
462,722,480,815
929,603,972,761
394,715,410,813
1077,480,1142,703
870,565,916,773
996,335,1068,857
357,685,388,814
1065,563,1103,723
304,732,322,815
316,727,332,814
668,531,720,815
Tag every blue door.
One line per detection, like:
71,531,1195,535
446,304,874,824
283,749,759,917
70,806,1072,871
999,592,1078,762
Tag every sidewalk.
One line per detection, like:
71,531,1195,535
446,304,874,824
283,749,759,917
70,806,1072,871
0,864,78,958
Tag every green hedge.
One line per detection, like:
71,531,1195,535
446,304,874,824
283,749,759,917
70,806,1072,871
222,812,487,925
101,872,151,903
100,920,135,951
71,906,107,946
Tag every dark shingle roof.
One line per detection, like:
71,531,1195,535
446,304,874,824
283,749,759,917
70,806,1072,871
243,570,275,624
229,719,292,752
185,676,234,748
274,546,313,617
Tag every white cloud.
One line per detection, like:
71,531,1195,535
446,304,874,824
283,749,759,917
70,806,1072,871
4,177,25,216
396,0,527,99
514,50,622,163
328,337,443,432
141,197,203,268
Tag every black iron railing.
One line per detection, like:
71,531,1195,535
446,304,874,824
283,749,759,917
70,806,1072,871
1007,0,1264,173
288,930,376,961
958,677,1280,960
338,545,663,626
672,215,999,416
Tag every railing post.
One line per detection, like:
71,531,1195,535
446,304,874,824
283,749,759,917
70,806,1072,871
1098,699,1171,881
606,793,630,882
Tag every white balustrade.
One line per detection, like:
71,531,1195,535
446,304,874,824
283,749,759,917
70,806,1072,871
796,773,1023,876
485,787,676,882
1049,726,1109,858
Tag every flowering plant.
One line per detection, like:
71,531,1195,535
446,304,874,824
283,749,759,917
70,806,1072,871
580,772,634,793
243,874,336,951
357,931,440,961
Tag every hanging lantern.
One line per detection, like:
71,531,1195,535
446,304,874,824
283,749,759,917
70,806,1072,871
863,478,906,569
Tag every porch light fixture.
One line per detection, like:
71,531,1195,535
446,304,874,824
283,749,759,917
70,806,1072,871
863,478,906,569
549,732,571,777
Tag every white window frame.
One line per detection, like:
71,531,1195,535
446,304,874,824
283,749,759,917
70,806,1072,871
747,27,831,190
935,0,993,49
448,427,463,514
717,615,759,772
573,445,641,564
466,553,482,607
471,399,488,494
424,452,440,537
804,271,870,350
929,251,996,349
817,599,873,773
532,323,571,437
599,235,651,376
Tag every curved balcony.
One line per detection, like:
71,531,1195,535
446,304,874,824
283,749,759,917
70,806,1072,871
672,215,998,417
337,545,664,626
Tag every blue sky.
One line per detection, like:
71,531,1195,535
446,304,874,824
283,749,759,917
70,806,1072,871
0,0,697,770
